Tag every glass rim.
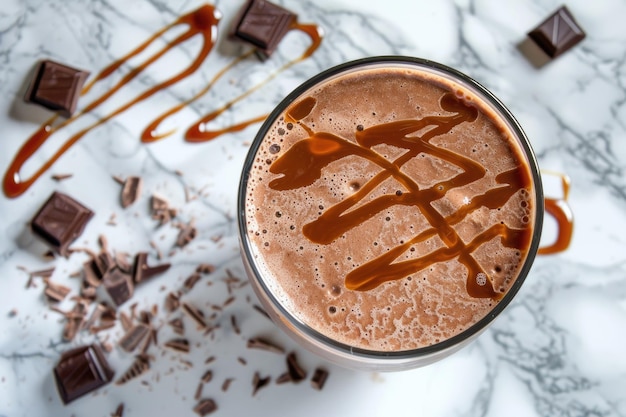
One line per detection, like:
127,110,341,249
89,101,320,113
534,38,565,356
237,55,545,363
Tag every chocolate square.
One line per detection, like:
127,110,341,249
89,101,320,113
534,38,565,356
53,344,114,404
231,0,297,60
31,191,94,257
528,6,585,58
25,59,90,117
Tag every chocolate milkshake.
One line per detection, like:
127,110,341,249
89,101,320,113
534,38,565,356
239,57,542,368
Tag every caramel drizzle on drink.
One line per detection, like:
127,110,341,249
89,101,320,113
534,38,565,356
269,93,534,299
3,6,323,198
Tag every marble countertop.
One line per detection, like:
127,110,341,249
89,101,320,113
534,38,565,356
1,0,625,416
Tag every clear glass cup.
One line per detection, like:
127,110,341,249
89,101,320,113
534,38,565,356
238,56,572,371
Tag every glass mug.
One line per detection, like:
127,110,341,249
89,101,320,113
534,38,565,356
237,56,572,371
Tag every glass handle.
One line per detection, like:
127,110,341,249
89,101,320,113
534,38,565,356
538,173,573,255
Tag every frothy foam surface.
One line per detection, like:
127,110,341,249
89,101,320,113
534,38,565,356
244,65,535,351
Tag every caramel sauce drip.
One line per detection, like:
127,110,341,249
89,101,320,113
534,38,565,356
182,22,323,143
3,5,220,198
269,92,534,299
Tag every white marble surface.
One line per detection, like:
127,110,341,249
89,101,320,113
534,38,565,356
1,0,625,416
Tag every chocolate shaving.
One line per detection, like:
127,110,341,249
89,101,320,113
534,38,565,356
119,323,151,353
132,252,170,284
310,368,329,390
285,352,307,383
221,378,234,392
230,315,240,335
44,280,71,302
111,403,125,417
176,220,197,247
119,311,133,332
196,264,215,274
82,303,107,331
164,338,190,353
116,355,151,385
252,304,271,320
165,291,181,312
181,302,208,329
194,382,204,400
246,337,284,354
193,399,217,416
251,372,271,396
201,370,213,384
114,252,133,273
168,318,184,335
183,272,201,291
52,173,73,182
120,176,143,208
83,259,103,288
151,195,177,225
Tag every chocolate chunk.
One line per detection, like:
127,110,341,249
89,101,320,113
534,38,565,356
132,252,170,284
53,344,114,404
528,6,585,58
310,367,328,390
168,317,185,335
120,176,143,208
193,399,218,416
31,192,94,257
25,60,89,117
102,267,134,306
119,323,151,352
230,0,297,60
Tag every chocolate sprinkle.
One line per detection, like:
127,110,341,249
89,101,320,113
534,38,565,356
31,192,94,257
53,344,114,404
118,323,151,353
